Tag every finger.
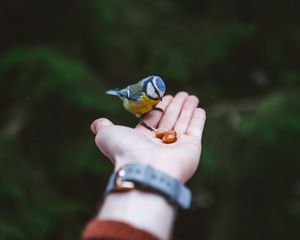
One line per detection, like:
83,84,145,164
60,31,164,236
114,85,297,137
158,92,189,130
135,95,173,132
90,118,114,135
174,95,199,136
186,108,206,140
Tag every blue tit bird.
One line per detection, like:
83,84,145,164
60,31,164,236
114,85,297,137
106,75,166,131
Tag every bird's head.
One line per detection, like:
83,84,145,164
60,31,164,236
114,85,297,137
143,75,166,100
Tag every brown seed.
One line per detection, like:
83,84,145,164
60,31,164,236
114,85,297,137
162,130,177,144
155,129,165,139
167,130,177,137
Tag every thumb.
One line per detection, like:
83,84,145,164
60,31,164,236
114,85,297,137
90,118,114,135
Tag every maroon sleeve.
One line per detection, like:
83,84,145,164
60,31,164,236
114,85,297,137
81,219,160,240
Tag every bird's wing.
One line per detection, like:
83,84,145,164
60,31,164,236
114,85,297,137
119,83,142,101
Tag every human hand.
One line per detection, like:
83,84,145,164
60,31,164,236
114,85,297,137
91,92,206,183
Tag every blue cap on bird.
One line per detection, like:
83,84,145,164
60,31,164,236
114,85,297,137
142,75,166,100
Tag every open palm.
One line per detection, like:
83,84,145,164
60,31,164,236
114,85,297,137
91,92,206,183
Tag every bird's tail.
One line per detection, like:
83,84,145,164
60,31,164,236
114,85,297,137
105,89,119,96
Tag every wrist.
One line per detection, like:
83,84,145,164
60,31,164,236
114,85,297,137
98,190,176,240
100,163,192,239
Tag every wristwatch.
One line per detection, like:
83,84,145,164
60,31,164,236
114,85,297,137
105,163,191,209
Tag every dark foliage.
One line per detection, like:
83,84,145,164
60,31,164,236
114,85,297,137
0,1,299,239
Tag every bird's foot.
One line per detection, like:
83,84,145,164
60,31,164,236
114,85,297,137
139,119,155,132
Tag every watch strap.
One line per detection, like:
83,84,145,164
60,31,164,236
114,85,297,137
105,163,191,209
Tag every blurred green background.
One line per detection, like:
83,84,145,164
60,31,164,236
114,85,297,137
1,0,300,239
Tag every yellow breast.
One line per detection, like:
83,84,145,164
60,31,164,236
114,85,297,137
123,93,160,117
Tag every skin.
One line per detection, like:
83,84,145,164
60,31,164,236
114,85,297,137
90,92,206,240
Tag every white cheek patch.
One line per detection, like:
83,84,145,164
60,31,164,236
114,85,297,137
146,82,158,99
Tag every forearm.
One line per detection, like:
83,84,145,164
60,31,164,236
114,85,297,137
88,93,205,239
98,190,177,240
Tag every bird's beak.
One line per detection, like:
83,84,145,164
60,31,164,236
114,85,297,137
159,96,163,101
